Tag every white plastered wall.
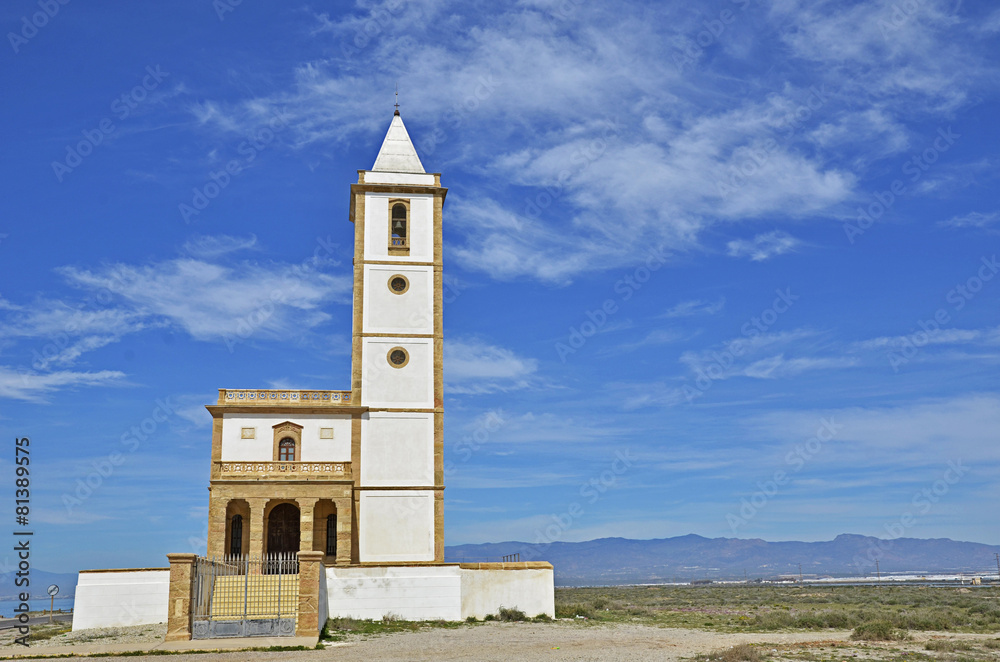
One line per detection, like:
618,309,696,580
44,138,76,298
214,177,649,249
358,490,435,562
360,338,433,409
325,566,461,620
362,264,433,335
71,570,169,630
459,568,556,619
363,192,434,262
220,413,351,462
360,412,434,487
362,171,436,186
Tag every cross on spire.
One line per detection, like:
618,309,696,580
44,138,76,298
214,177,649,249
394,83,400,116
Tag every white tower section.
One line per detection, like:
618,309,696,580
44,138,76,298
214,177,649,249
351,112,447,563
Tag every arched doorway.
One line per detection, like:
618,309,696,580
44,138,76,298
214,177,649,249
266,503,300,556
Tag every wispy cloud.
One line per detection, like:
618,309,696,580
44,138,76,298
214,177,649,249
0,366,125,403
445,338,539,394
60,257,351,342
182,234,259,258
742,354,859,379
939,211,999,229
660,298,726,319
726,231,802,262
598,328,686,357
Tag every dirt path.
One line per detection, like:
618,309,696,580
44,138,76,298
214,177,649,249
73,623,854,662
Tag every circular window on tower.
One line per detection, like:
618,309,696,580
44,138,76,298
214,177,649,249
388,274,409,295
387,346,409,369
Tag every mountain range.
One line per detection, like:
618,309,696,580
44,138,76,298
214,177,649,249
444,534,1000,585
8,534,999,596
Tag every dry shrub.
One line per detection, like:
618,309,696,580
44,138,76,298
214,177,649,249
850,621,909,641
720,643,763,662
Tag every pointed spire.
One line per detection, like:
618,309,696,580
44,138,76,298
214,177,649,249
371,113,425,173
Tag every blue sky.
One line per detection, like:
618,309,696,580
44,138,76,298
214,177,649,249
1,0,999,574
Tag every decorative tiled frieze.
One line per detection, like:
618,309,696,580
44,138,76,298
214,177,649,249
216,461,351,479
219,389,352,406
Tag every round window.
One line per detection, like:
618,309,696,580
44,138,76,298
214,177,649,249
387,347,409,368
388,275,409,294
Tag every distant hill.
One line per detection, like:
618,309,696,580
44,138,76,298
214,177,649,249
0,569,78,601
445,534,1000,586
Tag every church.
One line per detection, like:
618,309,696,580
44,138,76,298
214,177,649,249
72,111,554,640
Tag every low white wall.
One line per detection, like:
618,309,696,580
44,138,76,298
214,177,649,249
325,566,462,621
72,570,169,631
460,568,555,620
318,564,329,629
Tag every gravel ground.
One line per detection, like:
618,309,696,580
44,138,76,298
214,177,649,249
68,622,853,662
0,622,166,648
7,622,992,661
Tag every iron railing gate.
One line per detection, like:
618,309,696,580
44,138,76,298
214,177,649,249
191,553,298,639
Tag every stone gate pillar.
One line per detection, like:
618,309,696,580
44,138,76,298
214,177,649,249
165,553,196,641
296,551,324,638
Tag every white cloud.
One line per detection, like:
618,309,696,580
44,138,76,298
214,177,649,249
445,338,539,394
660,298,726,319
727,231,802,261
0,366,125,403
182,234,259,258
0,300,152,370
60,257,351,342
742,354,859,379
852,327,986,351
175,0,995,284
598,328,686,357
745,392,1000,465
939,211,999,229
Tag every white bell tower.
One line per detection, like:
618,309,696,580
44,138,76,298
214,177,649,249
350,110,447,563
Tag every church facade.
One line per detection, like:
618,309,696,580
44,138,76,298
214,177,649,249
72,112,554,638
205,110,446,567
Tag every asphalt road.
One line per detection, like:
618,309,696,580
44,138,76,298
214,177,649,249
0,613,72,630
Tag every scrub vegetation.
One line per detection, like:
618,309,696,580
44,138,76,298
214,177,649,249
555,584,1000,633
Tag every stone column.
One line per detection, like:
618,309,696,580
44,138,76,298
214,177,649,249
335,497,352,566
248,497,267,557
206,494,226,559
298,498,318,553
165,553,196,641
296,551,324,638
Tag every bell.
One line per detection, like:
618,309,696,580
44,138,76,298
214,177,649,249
393,220,405,233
